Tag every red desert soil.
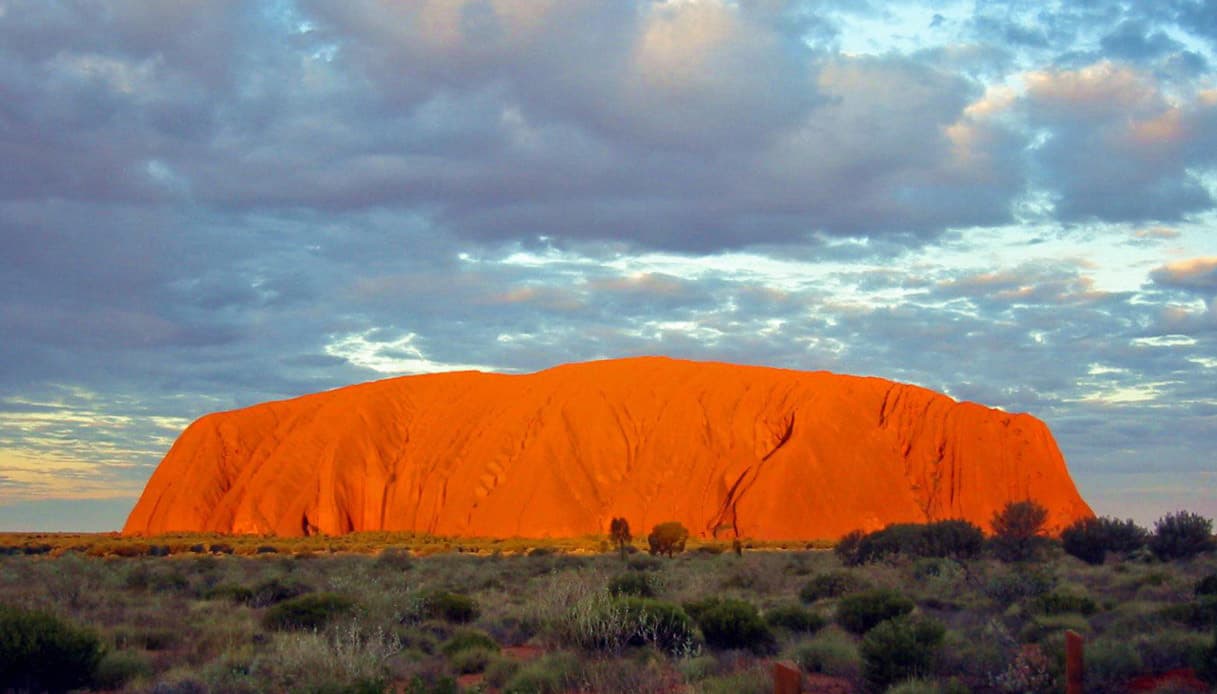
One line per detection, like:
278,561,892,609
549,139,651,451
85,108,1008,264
124,357,1093,539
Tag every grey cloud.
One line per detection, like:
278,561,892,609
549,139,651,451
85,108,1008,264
1150,258,1217,292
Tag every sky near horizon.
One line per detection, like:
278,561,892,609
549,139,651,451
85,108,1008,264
1,0,1215,532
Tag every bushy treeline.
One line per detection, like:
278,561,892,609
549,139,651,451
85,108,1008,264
835,502,1216,566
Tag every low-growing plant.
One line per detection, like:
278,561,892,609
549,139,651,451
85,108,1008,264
1196,573,1217,597
93,649,153,690
449,646,495,675
800,570,866,602
376,547,414,571
683,597,776,654
502,652,581,694
262,592,355,631
607,572,654,598
0,605,103,692
792,629,862,678
764,603,826,634
1159,597,1217,629
423,590,479,623
1084,638,1145,692
440,628,499,656
835,589,915,635
859,615,946,691
248,576,312,607
984,567,1057,606
1035,591,1098,616
1150,511,1215,561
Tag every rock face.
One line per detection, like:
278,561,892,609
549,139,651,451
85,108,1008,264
123,357,1093,539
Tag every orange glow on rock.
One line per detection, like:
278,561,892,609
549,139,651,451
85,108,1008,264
123,357,1093,539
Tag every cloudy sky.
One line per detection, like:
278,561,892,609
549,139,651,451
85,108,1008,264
1,0,1215,532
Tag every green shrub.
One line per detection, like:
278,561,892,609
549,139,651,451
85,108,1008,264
859,615,945,691
1160,597,1217,629
1035,591,1098,616
1018,613,1092,644
1061,516,1149,565
1199,623,1217,684
911,557,963,582
0,605,103,692
249,576,312,607
684,597,776,654
628,555,663,572
1150,511,1215,561
835,530,866,566
449,647,495,675
424,591,479,623
376,548,413,571
262,593,355,631
483,655,521,688
502,652,580,694
440,628,499,656
1085,638,1145,692
792,630,862,678
618,597,698,655
647,521,689,557
696,666,771,694
204,582,255,603
93,649,153,690
764,604,826,634
607,572,654,598
921,520,986,559
989,500,1051,562
834,520,985,565
1196,573,1217,597
209,542,235,555
983,567,1057,606
835,589,915,635
1133,629,1210,673
800,570,865,603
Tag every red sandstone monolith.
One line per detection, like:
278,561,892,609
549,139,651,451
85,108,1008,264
124,357,1094,538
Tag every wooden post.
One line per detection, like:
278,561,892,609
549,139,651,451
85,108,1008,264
1066,629,1084,694
773,661,802,694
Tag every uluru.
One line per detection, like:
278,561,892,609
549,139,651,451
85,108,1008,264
123,357,1093,539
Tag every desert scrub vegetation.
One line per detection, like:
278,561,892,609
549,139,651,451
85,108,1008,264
0,510,1212,692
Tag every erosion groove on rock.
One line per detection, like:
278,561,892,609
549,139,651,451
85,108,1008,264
124,357,1093,539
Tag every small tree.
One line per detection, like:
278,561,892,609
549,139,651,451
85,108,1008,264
647,521,689,557
1150,511,1215,561
990,499,1050,562
610,517,632,561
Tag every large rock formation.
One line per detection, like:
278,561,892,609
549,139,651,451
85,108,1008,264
124,357,1093,539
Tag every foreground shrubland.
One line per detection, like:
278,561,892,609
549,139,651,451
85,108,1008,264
0,514,1214,692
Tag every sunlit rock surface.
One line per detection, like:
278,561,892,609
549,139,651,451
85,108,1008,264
124,357,1093,539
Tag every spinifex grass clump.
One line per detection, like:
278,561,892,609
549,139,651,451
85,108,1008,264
262,592,355,631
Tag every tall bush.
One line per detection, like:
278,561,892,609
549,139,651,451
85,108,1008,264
1061,516,1148,565
647,522,689,557
989,500,1050,562
1149,511,1215,561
